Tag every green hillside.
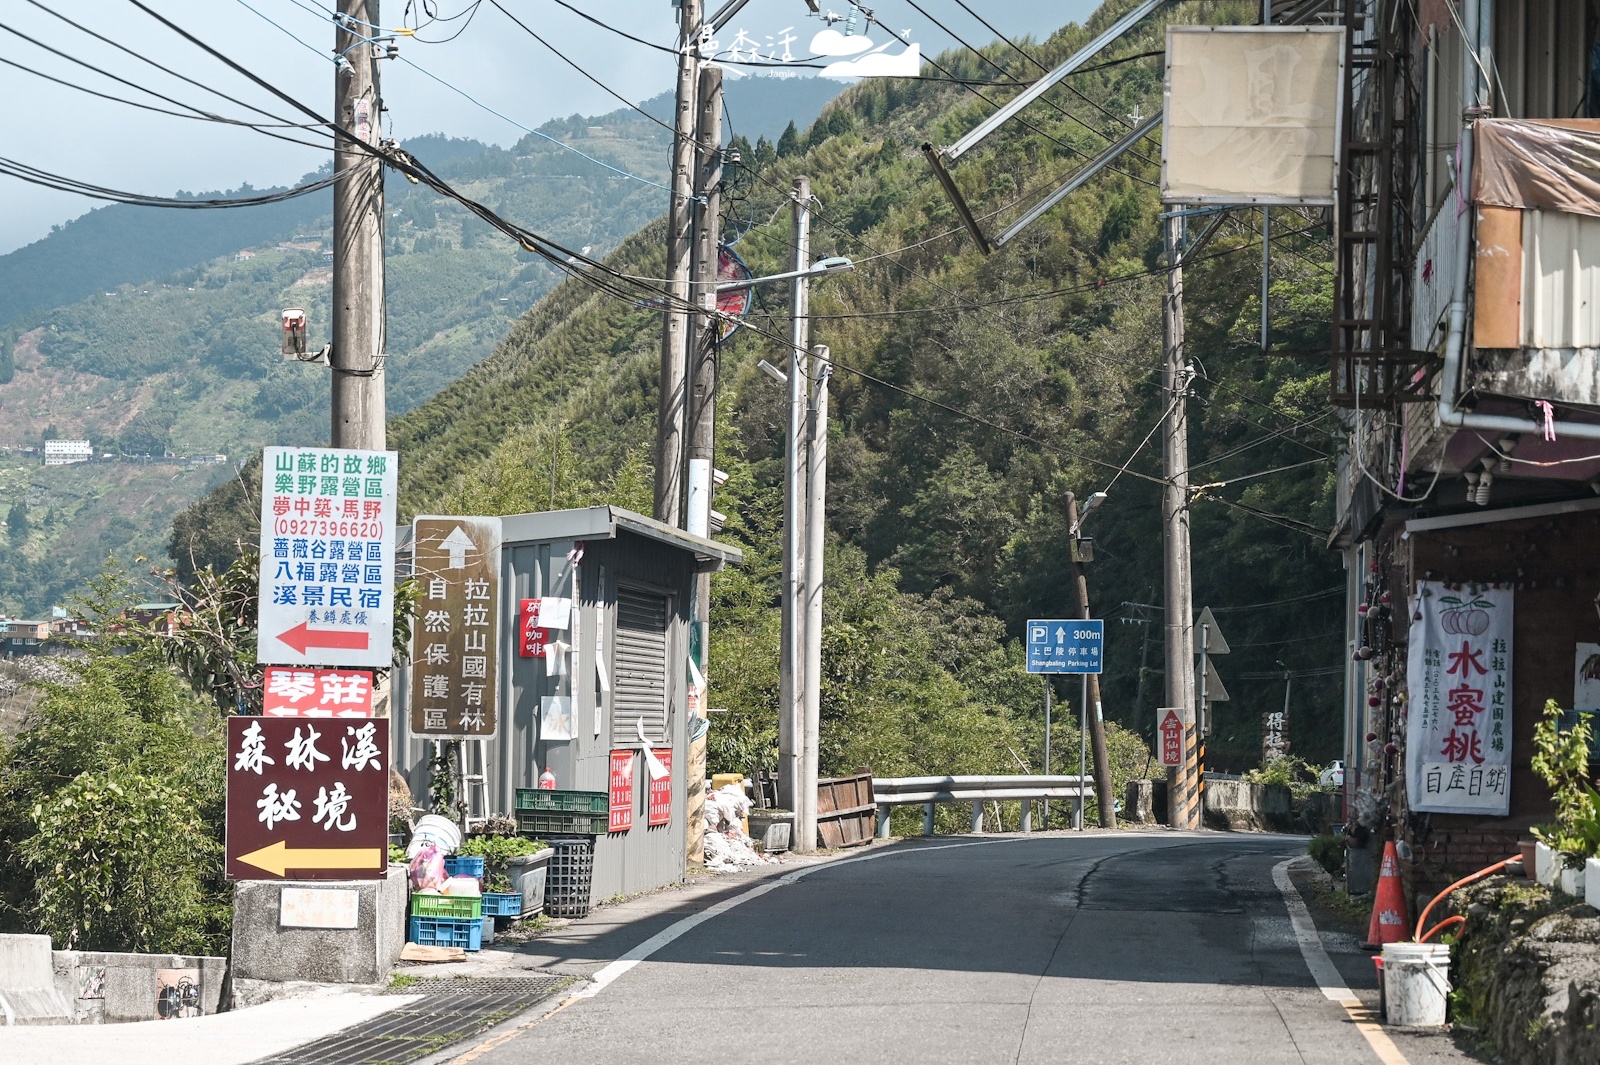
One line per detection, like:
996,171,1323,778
182,1,1342,781
0,79,848,618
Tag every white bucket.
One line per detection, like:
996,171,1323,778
1382,942,1450,1027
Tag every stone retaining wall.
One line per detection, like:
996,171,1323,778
1453,877,1600,1065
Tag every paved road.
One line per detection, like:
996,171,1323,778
443,833,1480,1065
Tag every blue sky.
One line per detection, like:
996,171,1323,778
0,0,1102,253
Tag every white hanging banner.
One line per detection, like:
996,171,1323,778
1405,582,1513,815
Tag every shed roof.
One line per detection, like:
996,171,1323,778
499,506,742,569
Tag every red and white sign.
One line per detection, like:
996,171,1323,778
648,748,673,827
609,749,635,833
1159,709,1185,767
518,599,548,658
263,667,375,718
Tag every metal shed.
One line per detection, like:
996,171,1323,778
394,506,740,900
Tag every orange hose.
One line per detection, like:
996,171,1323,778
1418,915,1466,943
1413,855,1517,942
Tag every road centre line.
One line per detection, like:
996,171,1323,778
1272,859,1411,1065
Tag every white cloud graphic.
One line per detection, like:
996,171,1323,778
820,43,921,79
810,29,876,57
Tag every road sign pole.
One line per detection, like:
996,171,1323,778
1043,680,1051,827
1079,672,1088,831
1066,491,1116,828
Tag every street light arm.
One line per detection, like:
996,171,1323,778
715,257,854,291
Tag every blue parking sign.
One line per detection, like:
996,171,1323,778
1026,618,1103,674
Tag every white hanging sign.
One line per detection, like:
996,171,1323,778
1405,582,1513,815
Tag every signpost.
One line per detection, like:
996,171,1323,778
408,516,502,741
1027,619,1105,830
263,666,375,718
226,717,388,880
1026,619,1104,674
257,446,397,669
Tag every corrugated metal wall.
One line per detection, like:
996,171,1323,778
394,524,696,900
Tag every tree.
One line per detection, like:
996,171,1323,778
0,326,14,384
776,120,801,157
6,502,26,542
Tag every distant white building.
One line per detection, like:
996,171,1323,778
43,439,92,466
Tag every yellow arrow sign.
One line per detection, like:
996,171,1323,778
236,840,384,878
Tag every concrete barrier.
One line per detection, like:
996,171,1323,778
1202,780,1293,833
51,949,227,1023
0,934,72,1025
231,869,408,997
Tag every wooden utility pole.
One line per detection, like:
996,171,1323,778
332,0,386,450
1065,492,1116,828
654,0,701,526
778,177,811,814
1161,213,1198,829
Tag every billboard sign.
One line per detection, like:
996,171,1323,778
257,446,397,668
409,517,502,741
1163,26,1344,205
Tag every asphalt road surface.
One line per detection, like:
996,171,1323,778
446,833,1481,1065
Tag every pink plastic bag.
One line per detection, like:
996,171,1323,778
408,842,446,891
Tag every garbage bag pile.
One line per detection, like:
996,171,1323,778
703,782,778,870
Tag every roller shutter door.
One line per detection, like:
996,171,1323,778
612,587,668,746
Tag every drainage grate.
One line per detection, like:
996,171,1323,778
252,976,573,1065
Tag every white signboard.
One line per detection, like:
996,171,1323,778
699,22,921,79
1405,582,1513,815
257,446,397,668
1163,26,1344,205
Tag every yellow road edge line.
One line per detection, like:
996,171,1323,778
1340,999,1412,1065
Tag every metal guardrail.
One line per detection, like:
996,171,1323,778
872,775,1097,838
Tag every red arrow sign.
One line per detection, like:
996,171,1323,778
1160,709,1184,767
275,622,370,656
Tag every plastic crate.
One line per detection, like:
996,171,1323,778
515,788,609,814
545,836,594,919
517,809,602,836
444,856,486,879
407,915,482,951
409,893,482,920
481,892,523,918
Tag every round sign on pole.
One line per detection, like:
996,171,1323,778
716,245,752,339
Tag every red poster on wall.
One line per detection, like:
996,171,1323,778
648,748,673,827
609,749,635,833
518,599,548,658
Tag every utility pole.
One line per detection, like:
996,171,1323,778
654,0,701,525
798,343,830,854
684,63,723,544
332,0,386,450
1161,212,1198,830
1065,492,1116,828
778,177,811,816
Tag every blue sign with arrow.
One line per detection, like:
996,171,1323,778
1026,618,1103,674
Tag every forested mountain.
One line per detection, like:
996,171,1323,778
0,79,845,617
173,1,1341,786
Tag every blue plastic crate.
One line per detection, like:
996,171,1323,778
407,915,482,951
444,856,486,879
481,892,523,918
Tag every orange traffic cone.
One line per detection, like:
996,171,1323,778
1362,840,1410,950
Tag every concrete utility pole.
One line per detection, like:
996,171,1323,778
654,0,701,525
1161,213,1198,830
332,0,386,450
685,63,724,543
778,176,812,816
1065,492,1116,828
798,343,830,854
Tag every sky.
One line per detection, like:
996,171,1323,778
0,1,1102,255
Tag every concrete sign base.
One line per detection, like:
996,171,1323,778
232,869,408,988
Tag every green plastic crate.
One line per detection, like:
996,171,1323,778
409,893,483,920
517,808,602,836
515,788,608,814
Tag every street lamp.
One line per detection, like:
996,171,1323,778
715,256,855,292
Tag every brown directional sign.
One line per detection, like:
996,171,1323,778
226,717,389,880
409,516,502,741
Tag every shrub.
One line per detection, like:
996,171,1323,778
1308,833,1345,876
1530,699,1600,868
